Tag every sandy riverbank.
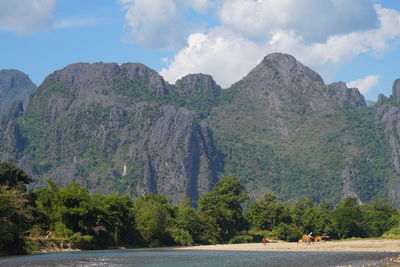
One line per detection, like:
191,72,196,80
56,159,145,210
175,239,400,253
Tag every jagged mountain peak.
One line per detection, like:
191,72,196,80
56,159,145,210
327,81,366,108
392,78,400,97
228,53,334,118
38,61,170,101
244,52,325,86
51,62,164,87
0,69,36,115
174,73,222,118
175,73,221,95
0,69,34,89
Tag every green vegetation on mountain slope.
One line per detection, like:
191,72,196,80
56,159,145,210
0,54,399,207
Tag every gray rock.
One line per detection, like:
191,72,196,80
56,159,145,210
392,79,400,97
327,82,366,108
376,104,400,173
377,94,387,105
175,73,221,97
0,69,36,114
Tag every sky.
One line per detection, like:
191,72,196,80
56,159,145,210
1,0,400,101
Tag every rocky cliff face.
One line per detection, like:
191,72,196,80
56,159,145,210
0,63,221,204
327,82,366,108
1,54,399,206
0,69,36,114
392,79,400,98
374,80,400,206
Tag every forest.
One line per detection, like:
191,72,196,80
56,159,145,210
1,161,400,256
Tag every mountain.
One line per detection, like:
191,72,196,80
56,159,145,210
0,54,399,205
207,53,393,204
0,69,36,114
0,63,221,204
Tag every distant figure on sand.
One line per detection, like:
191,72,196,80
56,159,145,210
262,237,269,245
298,232,314,245
314,233,330,242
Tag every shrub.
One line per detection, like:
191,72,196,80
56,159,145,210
229,234,254,244
382,225,400,239
170,228,194,246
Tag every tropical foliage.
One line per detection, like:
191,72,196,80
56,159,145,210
1,162,399,256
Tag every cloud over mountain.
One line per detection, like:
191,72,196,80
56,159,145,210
161,3,400,88
118,0,400,90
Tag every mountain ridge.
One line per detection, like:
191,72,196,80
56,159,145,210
1,53,399,206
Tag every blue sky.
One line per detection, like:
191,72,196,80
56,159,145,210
1,0,400,101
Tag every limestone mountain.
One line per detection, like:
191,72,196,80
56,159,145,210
0,63,221,204
207,53,395,204
0,53,399,206
0,69,36,114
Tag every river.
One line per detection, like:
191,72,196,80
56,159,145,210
0,248,398,267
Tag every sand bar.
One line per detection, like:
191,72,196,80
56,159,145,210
175,240,400,253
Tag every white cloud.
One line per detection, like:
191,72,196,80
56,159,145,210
190,0,213,12
118,0,213,50
0,0,55,34
218,0,378,43
161,4,400,87
347,75,380,94
54,18,105,29
161,29,265,87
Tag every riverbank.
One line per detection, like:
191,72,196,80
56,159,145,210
175,239,400,252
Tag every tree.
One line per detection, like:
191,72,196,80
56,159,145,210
34,181,142,247
0,162,33,255
362,198,399,237
0,186,33,255
332,197,367,239
173,197,220,245
199,176,249,241
133,194,174,246
311,202,335,237
0,162,31,192
245,192,290,230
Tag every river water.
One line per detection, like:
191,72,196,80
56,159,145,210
0,248,398,267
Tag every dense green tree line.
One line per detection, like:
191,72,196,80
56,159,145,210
1,162,400,255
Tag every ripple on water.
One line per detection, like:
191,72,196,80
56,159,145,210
0,249,399,267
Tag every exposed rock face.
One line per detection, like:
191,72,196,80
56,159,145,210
0,69,36,114
0,101,26,157
175,74,221,98
392,79,400,98
49,62,170,99
374,82,400,205
240,53,334,113
376,104,400,173
340,166,362,203
377,94,388,105
327,82,366,108
129,106,220,204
